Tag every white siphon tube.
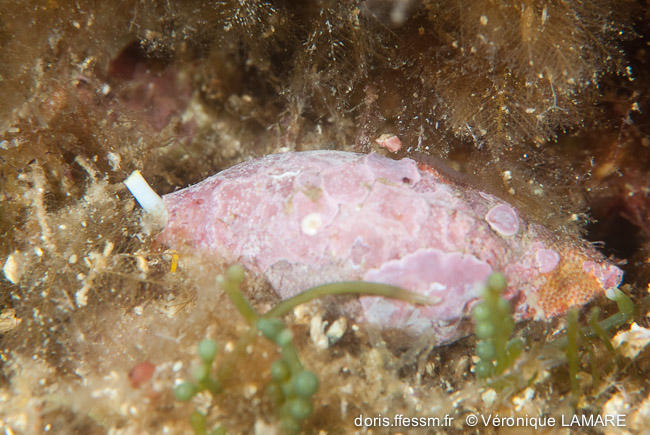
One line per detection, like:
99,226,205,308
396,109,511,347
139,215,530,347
124,170,168,223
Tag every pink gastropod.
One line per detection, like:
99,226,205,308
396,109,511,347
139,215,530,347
126,151,623,344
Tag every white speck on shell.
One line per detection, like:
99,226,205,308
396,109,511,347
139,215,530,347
301,212,322,236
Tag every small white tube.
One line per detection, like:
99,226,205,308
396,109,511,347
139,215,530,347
124,170,168,222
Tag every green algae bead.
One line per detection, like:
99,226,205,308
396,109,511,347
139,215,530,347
497,298,511,314
292,371,319,397
281,380,293,398
275,328,294,347
198,339,218,363
270,360,291,382
473,304,491,322
257,317,285,341
476,340,495,359
487,272,506,291
192,363,210,381
475,360,493,378
174,382,198,401
475,322,494,339
266,383,284,404
287,397,313,420
226,264,245,282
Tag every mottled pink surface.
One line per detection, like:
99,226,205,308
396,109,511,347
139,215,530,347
362,249,492,332
159,151,623,342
